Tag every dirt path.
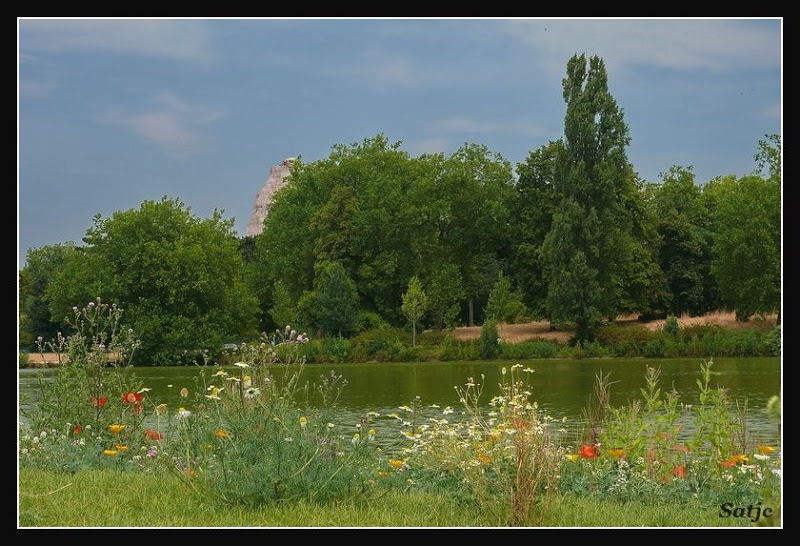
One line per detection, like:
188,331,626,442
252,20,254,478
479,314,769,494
448,311,778,343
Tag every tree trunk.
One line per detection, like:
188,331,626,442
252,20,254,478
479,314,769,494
468,298,474,327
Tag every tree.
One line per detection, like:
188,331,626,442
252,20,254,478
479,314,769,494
269,280,296,330
510,141,560,317
709,174,780,321
425,263,464,330
401,276,427,346
484,271,528,324
754,133,781,183
646,166,716,316
46,197,258,365
19,242,80,349
300,262,360,337
542,53,638,340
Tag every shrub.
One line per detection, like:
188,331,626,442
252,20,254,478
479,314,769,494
664,315,679,336
479,320,499,360
19,351,29,368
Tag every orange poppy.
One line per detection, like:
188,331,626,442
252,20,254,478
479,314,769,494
145,429,164,440
672,464,686,478
579,444,599,459
73,423,83,435
214,429,229,438
607,449,625,458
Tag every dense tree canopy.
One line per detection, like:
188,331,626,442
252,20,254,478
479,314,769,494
19,55,781,360
43,197,258,365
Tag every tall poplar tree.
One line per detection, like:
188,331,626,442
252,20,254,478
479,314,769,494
542,54,637,340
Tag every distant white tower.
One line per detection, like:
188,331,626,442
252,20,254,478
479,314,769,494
245,157,297,237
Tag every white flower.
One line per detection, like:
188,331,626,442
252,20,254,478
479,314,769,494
243,387,261,399
442,406,454,415
327,422,335,429
138,387,152,393
212,370,228,377
233,362,249,368
177,408,192,418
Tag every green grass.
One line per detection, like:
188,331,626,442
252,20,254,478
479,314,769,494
18,468,768,527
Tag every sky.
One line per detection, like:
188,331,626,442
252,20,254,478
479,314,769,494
18,17,782,267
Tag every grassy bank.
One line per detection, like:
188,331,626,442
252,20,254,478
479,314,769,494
18,468,757,527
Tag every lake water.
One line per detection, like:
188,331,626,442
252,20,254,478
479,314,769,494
19,357,781,450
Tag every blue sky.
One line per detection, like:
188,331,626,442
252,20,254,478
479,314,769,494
18,18,782,267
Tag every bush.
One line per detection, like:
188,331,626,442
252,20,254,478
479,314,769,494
19,351,29,368
768,326,781,356
664,315,679,336
479,320,499,360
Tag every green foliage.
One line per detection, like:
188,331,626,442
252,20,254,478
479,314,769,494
268,280,295,331
19,351,30,368
45,197,258,365
663,315,679,336
479,320,499,360
646,166,717,317
20,300,146,472
768,326,781,356
509,141,560,317
19,243,81,350
425,263,464,329
543,54,649,339
485,271,528,324
402,366,564,525
708,174,780,320
560,361,781,509
299,262,360,337
401,276,427,346
168,335,381,506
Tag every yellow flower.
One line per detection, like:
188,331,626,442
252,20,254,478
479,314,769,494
299,416,308,428
103,449,118,456
109,424,125,434
156,403,167,414
389,459,405,469
608,449,625,458
731,454,749,464
477,454,492,464
488,432,501,442
214,429,229,438
566,454,580,463
757,445,775,455
377,471,390,477
180,387,189,398
114,444,128,451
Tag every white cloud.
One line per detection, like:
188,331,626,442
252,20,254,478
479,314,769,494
100,91,222,160
19,19,215,63
505,18,781,75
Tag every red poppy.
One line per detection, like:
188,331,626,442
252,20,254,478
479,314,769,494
73,423,83,435
122,392,142,404
92,396,107,408
579,444,599,459
672,464,686,478
144,429,164,440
